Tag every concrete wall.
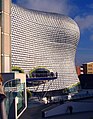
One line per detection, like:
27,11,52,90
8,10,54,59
44,101,93,117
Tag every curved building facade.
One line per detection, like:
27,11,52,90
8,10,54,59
11,4,80,91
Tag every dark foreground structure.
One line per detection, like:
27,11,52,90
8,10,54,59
79,74,93,89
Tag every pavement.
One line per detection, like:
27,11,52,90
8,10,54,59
46,112,93,119
19,99,93,119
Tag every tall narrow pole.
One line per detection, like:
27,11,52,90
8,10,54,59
1,0,11,73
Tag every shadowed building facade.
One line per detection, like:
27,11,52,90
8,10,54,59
11,4,80,91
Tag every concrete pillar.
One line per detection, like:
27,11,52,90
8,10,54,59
0,27,1,73
0,0,11,73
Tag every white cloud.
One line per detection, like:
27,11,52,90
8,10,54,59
16,0,93,33
16,0,77,15
90,35,93,40
74,15,93,31
87,4,93,9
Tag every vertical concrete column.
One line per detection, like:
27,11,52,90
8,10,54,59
0,1,2,73
0,27,1,73
1,0,11,73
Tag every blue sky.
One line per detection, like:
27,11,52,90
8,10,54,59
12,0,93,66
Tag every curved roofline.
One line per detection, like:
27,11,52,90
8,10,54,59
12,3,70,19
12,3,79,28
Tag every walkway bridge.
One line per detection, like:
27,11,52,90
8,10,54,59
26,73,58,98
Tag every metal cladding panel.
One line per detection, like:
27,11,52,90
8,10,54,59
11,4,80,91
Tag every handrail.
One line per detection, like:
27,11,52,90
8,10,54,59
3,79,20,87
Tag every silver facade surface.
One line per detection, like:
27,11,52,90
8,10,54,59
11,4,80,91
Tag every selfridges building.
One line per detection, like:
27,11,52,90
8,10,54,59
11,4,80,91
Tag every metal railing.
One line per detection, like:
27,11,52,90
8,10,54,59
3,79,26,119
